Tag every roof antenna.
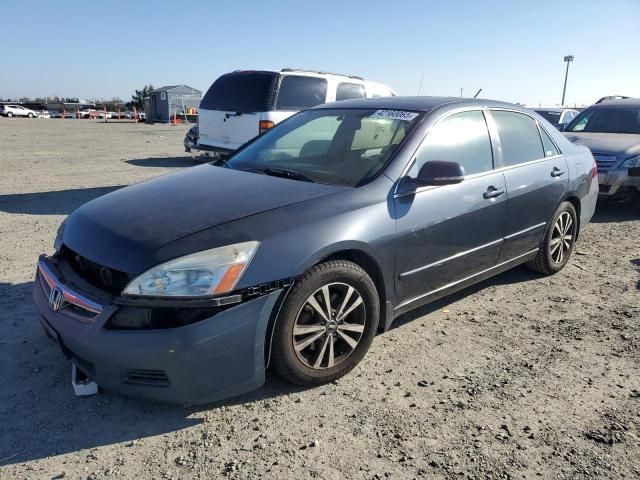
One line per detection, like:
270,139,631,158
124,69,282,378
473,88,483,98
417,73,424,95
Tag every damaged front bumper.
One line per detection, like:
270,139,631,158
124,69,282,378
33,255,282,405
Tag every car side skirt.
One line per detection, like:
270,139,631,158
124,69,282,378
392,248,539,318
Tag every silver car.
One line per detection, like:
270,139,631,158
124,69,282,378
563,98,640,199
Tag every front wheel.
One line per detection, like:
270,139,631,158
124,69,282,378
28,113,34,118
271,260,379,386
527,201,577,274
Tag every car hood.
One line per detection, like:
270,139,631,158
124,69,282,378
62,164,348,273
563,132,640,158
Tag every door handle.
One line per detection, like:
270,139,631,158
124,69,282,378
483,186,505,199
551,167,566,177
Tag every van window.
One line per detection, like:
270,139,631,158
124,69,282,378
276,76,327,110
492,111,544,166
410,111,493,176
201,71,278,113
336,83,366,101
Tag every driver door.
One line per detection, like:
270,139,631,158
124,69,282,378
393,110,507,306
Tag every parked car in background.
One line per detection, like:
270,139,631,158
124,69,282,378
1,104,38,118
530,107,579,129
563,98,640,199
595,95,630,104
34,96,597,404
195,69,396,157
184,124,198,152
77,109,96,118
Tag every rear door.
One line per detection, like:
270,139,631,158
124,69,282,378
198,71,279,150
488,109,569,261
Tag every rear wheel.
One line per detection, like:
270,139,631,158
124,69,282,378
527,201,577,274
6,112,13,118
271,260,379,386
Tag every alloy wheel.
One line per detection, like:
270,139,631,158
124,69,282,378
293,282,366,369
550,211,574,264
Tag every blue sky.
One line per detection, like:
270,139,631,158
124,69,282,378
1,0,639,106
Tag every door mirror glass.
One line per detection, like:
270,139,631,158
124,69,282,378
416,160,465,186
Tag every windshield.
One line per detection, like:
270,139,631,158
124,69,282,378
566,106,640,134
225,108,422,186
535,110,561,124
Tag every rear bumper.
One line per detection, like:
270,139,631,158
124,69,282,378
192,143,235,157
33,256,281,405
598,168,640,196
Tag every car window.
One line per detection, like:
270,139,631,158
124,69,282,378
539,126,560,157
276,76,328,110
201,71,279,113
492,111,544,167
566,107,640,134
227,108,422,187
336,83,366,101
409,110,493,177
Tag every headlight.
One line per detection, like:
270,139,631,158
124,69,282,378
123,241,259,298
622,155,640,168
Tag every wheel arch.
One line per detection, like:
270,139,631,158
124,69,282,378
563,194,582,239
264,245,393,369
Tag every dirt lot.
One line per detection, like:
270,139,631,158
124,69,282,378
1,119,639,480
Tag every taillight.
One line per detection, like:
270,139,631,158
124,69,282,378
259,120,274,134
592,158,598,178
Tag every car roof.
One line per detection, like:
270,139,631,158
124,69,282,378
589,98,640,108
315,96,525,113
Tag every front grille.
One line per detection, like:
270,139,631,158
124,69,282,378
123,369,169,387
60,246,131,294
592,153,618,174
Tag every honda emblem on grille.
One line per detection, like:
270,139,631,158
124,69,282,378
48,286,65,312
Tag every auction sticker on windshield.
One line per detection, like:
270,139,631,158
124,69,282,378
371,110,419,121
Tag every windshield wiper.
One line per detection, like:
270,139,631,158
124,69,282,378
247,167,316,183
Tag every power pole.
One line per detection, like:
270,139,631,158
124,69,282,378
561,55,574,106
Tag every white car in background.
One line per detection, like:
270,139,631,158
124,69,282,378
1,105,38,118
196,69,396,157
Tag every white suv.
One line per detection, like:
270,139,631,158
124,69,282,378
196,69,396,156
1,105,38,118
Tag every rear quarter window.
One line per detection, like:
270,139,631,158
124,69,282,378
276,75,327,110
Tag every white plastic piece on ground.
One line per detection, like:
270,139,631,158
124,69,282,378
71,363,99,396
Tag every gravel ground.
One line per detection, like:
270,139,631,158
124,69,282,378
1,119,639,480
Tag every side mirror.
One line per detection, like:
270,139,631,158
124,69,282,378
556,123,567,131
416,160,465,186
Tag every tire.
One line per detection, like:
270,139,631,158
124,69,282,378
271,260,379,386
527,201,577,275
28,113,34,118
6,112,13,118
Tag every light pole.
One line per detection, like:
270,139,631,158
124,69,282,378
561,55,574,106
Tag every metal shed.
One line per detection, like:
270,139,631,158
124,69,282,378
145,85,202,123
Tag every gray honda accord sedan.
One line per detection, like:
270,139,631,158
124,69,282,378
34,97,598,404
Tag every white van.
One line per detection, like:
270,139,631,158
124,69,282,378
195,69,396,156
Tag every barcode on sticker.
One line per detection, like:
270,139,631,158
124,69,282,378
371,110,419,121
